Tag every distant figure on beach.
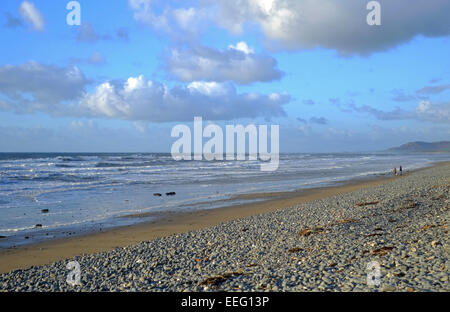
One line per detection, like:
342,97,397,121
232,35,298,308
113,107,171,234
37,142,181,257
399,166,403,176
393,167,397,176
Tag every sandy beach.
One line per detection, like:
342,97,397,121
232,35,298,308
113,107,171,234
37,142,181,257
0,162,448,291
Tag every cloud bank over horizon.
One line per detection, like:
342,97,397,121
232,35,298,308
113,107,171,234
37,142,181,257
0,0,449,152
0,62,289,122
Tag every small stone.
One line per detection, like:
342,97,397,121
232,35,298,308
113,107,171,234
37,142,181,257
381,285,396,292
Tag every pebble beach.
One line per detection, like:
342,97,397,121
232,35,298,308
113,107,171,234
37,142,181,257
0,163,448,292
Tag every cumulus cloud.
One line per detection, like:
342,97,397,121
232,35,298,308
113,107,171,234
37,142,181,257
78,76,289,122
128,0,208,41
415,100,450,122
125,0,450,73
166,42,283,84
19,1,44,31
129,0,450,55
0,61,89,114
228,41,254,54
0,62,289,122
197,0,450,55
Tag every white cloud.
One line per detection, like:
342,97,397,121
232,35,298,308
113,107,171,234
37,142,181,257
0,61,89,113
19,1,44,31
416,101,431,113
415,101,450,123
228,41,254,54
0,63,289,122
128,0,207,41
202,0,450,55
166,43,283,84
186,81,231,96
172,7,196,30
78,76,289,122
128,1,450,55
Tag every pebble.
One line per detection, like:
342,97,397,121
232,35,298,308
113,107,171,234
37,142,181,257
0,164,449,292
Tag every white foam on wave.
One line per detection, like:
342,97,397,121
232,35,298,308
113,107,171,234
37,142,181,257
0,152,448,242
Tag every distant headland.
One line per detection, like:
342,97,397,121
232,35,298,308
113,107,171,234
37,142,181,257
385,141,450,153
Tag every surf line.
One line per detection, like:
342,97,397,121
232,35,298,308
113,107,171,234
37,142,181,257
171,116,279,172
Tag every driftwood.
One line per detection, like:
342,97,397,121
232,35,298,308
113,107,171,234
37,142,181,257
371,246,394,256
199,271,243,287
356,201,379,206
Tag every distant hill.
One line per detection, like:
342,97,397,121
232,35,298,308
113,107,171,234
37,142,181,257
386,141,450,153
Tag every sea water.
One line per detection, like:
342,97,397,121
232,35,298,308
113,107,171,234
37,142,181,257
0,152,448,247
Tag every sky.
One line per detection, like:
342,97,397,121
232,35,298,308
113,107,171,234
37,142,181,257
0,0,449,153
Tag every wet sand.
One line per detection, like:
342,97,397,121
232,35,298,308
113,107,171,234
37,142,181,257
0,163,446,274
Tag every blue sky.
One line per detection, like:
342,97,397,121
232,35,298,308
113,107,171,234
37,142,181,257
0,0,449,152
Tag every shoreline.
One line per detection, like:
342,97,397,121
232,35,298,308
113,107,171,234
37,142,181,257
0,161,448,274
0,161,448,291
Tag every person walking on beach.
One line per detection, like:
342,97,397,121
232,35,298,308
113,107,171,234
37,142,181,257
399,166,403,176
393,167,397,176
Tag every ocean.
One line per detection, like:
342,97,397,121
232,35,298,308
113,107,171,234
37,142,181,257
0,152,448,248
